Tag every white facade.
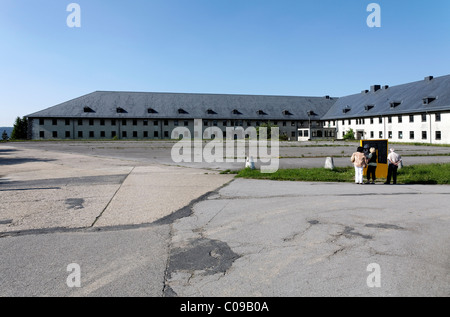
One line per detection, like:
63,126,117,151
326,111,450,144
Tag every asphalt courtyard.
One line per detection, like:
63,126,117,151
0,141,449,297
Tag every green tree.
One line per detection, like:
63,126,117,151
343,128,355,140
11,116,28,140
256,122,279,140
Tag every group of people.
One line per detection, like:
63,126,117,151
351,146,402,185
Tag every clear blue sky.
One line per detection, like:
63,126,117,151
1,0,450,126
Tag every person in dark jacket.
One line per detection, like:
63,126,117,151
365,147,377,184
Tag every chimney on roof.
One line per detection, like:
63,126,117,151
425,76,434,81
370,85,381,93
361,90,369,94
325,95,330,99
383,85,389,90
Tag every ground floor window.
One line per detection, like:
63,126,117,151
436,131,442,140
422,131,427,140
410,131,414,139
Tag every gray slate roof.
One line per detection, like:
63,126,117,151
27,91,336,121
322,74,450,120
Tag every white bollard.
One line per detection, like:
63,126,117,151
324,157,335,170
245,156,256,170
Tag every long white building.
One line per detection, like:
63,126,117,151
27,74,450,144
321,75,450,144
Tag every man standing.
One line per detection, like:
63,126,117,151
385,148,402,184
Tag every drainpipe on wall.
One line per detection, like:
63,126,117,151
429,112,433,145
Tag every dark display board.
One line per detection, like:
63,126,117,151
361,139,388,164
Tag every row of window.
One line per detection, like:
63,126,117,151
335,113,442,126
356,131,443,140
40,131,171,139
38,119,321,128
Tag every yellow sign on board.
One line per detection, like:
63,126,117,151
360,139,389,179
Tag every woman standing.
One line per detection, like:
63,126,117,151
351,147,368,184
366,147,377,184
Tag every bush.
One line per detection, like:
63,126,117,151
343,128,355,140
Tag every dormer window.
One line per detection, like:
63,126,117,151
257,110,267,115
116,107,127,113
148,108,158,114
84,106,95,113
365,105,375,111
308,110,318,116
390,101,402,108
178,108,188,114
422,97,436,105
232,109,242,115
207,109,217,115
342,106,351,114
282,110,293,116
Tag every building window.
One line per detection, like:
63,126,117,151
370,118,374,124
52,119,58,126
78,119,83,126
370,131,374,138
154,131,159,138
100,119,105,126
133,119,138,126
122,119,127,126
89,131,94,138
122,131,127,138
422,131,427,140
388,131,393,139
78,131,83,138
388,116,392,124
154,121,158,126
39,119,45,125
291,122,296,127
143,120,148,126
52,131,58,138
203,120,209,127
65,119,71,126
174,120,179,126
398,131,403,139
348,120,352,125
398,116,402,123
65,131,71,138
100,131,105,138
111,119,116,126
304,130,309,137
421,114,427,122
143,131,148,138
89,119,94,126
184,121,189,127
379,131,383,138
213,121,218,126
164,120,169,126
291,131,296,137
283,121,287,127
164,131,169,138
39,131,45,138
223,121,228,127
435,113,441,122
133,131,138,138
379,117,382,124
409,115,414,123
436,131,442,140
111,131,117,138
410,131,414,140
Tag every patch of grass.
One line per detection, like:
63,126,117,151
397,163,450,184
236,163,450,185
236,167,354,182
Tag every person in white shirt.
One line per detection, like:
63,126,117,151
385,148,402,184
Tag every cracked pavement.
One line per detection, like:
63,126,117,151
166,179,450,297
